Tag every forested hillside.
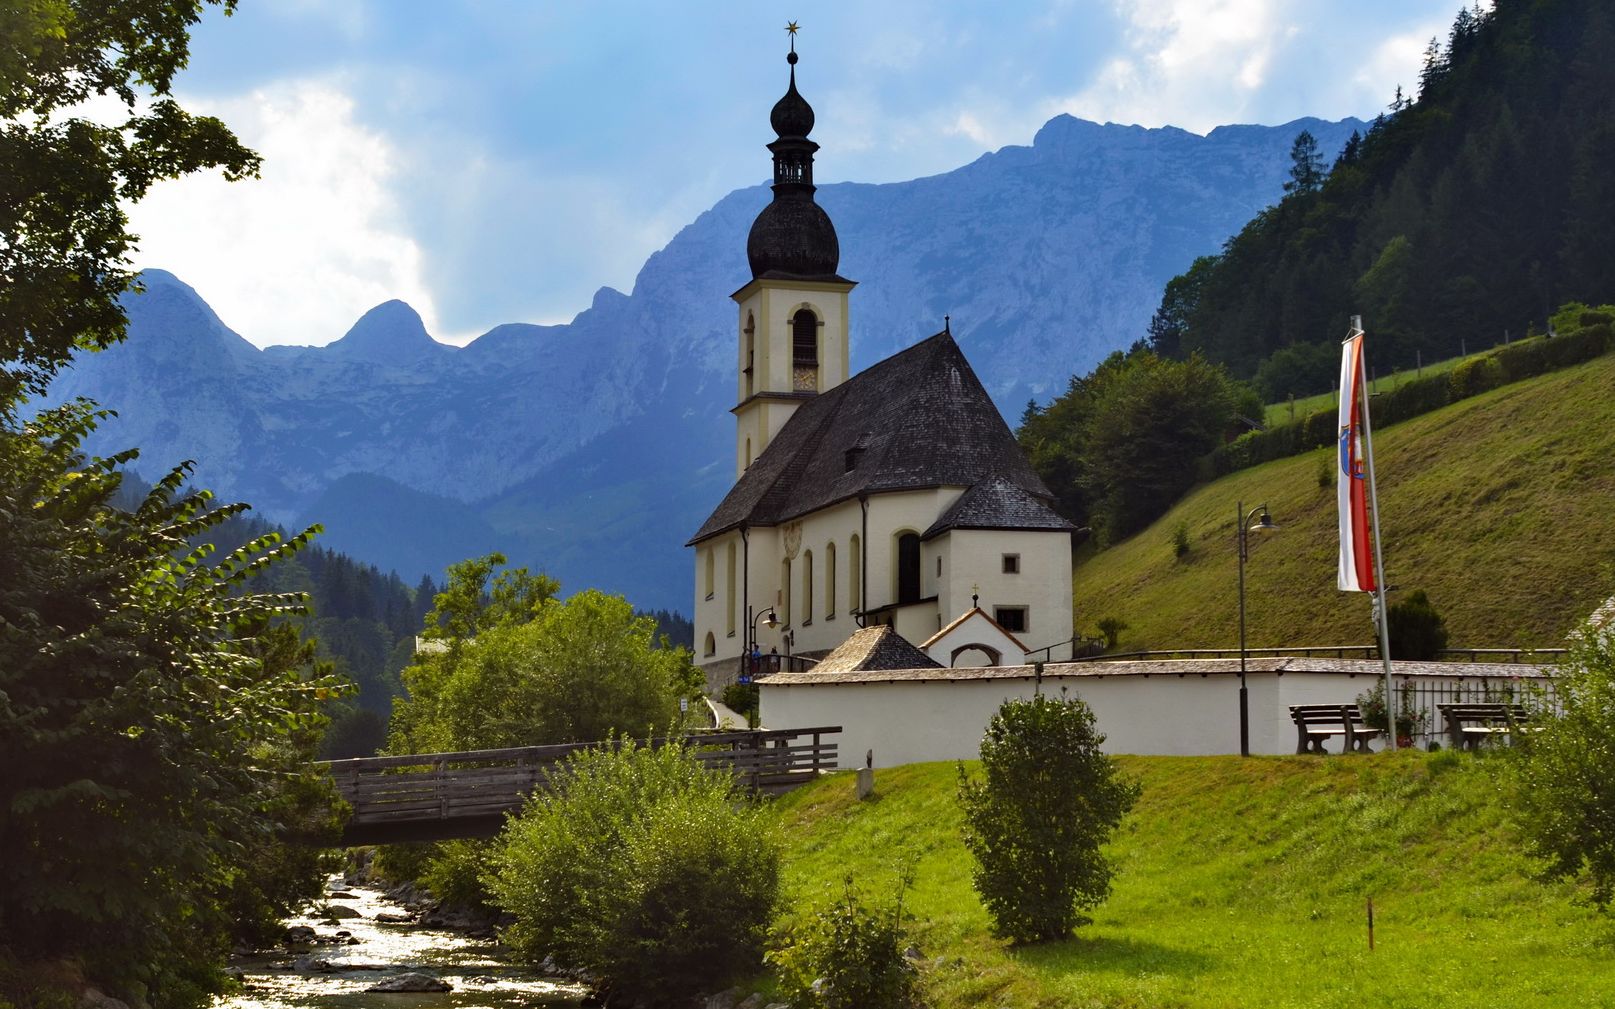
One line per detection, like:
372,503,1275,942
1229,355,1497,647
1148,0,1615,398
1023,0,1615,545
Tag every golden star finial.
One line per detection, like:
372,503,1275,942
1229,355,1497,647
786,21,800,37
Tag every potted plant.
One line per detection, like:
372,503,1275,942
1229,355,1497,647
1356,680,1428,748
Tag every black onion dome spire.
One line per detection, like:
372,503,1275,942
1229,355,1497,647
770,54,815,137
746,40,844,282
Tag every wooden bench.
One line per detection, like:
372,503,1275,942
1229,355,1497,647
1289,704,1381,754
1437,703,1535,751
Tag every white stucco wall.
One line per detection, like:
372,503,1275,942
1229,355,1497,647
939,529,1072,652
923,610,1026,667
760,666,1544,767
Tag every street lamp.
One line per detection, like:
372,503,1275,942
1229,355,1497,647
742,606,779,683
1237,501,1279,757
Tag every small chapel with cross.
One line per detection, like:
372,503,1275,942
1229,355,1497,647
687,30,1077,685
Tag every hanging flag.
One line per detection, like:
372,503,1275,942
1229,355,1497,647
1337,331,1377,592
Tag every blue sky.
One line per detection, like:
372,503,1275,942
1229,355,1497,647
128,1,1472,347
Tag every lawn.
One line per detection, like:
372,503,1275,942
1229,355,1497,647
772,754,1615,1008
1075,352,1615,651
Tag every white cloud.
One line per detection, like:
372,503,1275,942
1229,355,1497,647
1050,0,1290,132
127,79,447,347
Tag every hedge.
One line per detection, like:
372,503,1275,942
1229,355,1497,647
1199,314,1614,482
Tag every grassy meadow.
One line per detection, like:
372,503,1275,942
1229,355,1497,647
1074,352,1615,652
1260,347,1486,427
771,755,1615,1009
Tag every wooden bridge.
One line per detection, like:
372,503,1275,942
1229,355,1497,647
319,726,840,846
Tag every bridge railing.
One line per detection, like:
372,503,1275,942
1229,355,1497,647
320,726,841,843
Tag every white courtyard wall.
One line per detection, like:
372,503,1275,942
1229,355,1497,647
760,668,1520,767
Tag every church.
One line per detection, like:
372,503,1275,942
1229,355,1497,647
688,42,1076,685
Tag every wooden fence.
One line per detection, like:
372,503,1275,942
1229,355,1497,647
320,726,840,845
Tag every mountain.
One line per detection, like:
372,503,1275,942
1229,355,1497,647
1150,0,1615,395
46,114,1363,611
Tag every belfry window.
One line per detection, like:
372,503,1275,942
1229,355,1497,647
743,312,756,397
792,309,819,391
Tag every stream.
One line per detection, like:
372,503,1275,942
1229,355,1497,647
216,877,587,1009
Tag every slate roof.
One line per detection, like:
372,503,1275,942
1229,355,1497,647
921,475,1075,541
806,626,943,674
689,330,1055,544
761,656,1557,687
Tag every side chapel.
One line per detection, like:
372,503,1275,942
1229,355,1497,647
689,40,1076,684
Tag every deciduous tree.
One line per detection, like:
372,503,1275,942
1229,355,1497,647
1,0,259,407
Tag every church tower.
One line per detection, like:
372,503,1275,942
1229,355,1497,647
730,35,855,478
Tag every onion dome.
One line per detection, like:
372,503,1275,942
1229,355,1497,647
746,46,844,282
770,54,815,137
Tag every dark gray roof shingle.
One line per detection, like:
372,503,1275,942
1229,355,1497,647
921,475,1075,540
689,331,1053,544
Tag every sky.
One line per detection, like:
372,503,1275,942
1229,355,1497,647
127,0,1471,348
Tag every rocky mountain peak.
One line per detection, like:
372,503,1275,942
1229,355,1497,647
327,300,446,365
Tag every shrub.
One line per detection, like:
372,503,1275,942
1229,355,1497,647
1387,590,1450,660
720,680,760,725
421,839,497,913
1096,617,1129,650
487,738,779,1006
957,693,1140,943
1172,521,1191,559
1372,370,1450,425
1355,679,1428,738
1449,356,1504,399
769,872,919,1009
1510,626,1615,906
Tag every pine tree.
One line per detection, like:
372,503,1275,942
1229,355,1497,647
1282,130,1326,195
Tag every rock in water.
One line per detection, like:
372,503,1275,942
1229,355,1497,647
325,904,362,919
366,973,452,993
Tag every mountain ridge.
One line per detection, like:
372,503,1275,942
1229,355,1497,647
50,113,1365,610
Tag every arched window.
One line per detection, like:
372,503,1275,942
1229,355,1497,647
896,531,921,604
704,548,715,600
826,541,837,618
792,308,819,391
802,549,814,624
703,631,716,656
781,558,793,626
745,437,752,468
744,312,756,397
725,542,737,637
849,534,862,613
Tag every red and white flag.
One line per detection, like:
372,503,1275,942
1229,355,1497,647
1337,330,1377,592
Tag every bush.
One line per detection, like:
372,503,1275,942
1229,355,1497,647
1096,617,1128,650
1355,679,1428,738
421,839,497,913
1172,521,1191,559
1449,356,1504,399
1387,590,1450,660
1371,370,1450,426
487,738,779,1006
769,873,919,1009
720,680,759,725
1511,626,1615,906
957,693,1139,943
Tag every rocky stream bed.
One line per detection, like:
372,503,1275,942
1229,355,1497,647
214,877,587,1009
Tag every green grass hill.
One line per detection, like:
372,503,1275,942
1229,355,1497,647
773,755,1614,1009
1072,351,1615,652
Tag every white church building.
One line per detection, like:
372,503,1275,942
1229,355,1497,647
689,44,1076,686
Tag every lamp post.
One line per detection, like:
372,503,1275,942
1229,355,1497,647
743,605,778,682
1237,501,1279,757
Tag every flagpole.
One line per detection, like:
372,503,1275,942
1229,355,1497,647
1352,314,1398,748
